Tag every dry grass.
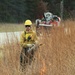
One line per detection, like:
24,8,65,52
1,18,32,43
0,20,75,75
0,23,24,32
0,23,36,32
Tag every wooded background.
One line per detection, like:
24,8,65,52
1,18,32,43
0,0,75,23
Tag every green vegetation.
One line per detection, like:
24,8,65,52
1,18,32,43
0,0,75,23
43,0,75,19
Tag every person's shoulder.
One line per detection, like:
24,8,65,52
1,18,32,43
21,31,25,35
32,30,37,36
32,30,36,34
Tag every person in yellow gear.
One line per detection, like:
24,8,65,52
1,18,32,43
20,19,37,68
20,20,37,47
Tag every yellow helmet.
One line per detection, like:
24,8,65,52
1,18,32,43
24,20,32,26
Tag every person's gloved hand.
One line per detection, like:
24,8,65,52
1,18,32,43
27,36,32,41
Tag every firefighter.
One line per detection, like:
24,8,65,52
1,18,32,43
20,19,37,68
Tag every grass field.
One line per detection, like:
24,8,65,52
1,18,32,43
0,20,75,75
0,23,24,32
0,23,36,32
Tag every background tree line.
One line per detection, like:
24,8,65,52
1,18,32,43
0,0,75,23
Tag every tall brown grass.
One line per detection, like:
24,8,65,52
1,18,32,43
0,20,75,75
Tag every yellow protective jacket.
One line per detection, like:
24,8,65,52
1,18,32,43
20,30,37,47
